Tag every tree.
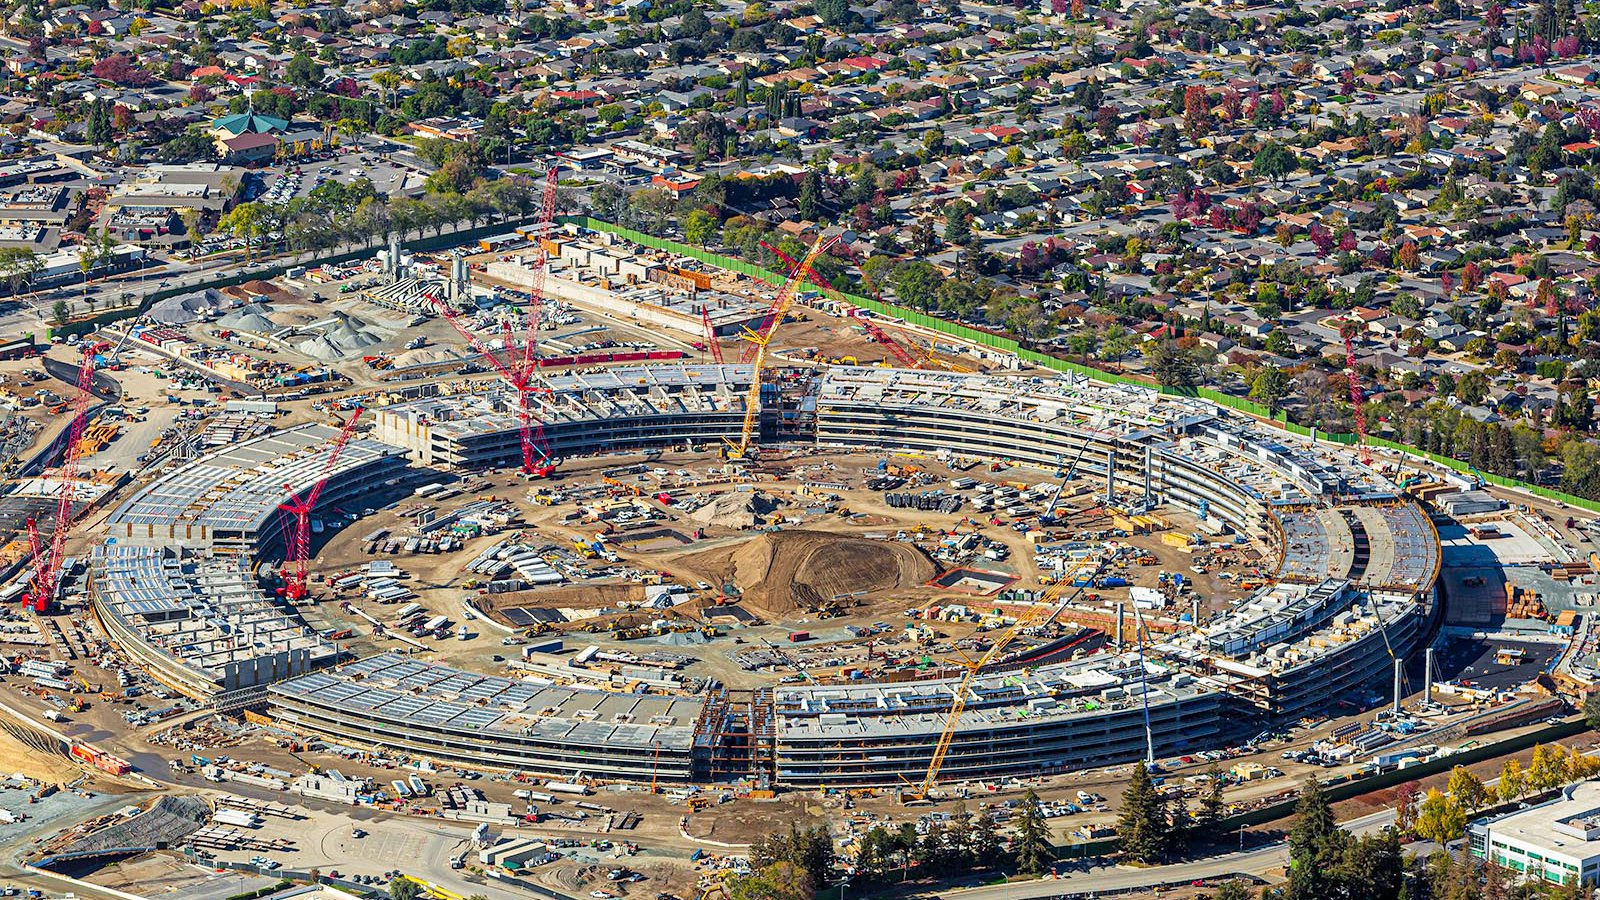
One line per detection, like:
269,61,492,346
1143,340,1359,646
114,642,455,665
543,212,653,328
971,810,1002,864
1582,691,1600,730
1116,763,1169,864
1146,340,1200,389
1498,758,1526,802
685,209,718,246
891,261,942,312
1252,141,1296,184
1446,766,1489,814
1394,781,1422,834
0,247,41,296
1196,766,1226,831
727,862,813,900
1213,881,1252,900
221,202,268,261
1529,743,1570,792
1289,777,1336,862
51,300,68,327
389,878,420,900
1250,367,1290,414
750,824,832,891
1264,329,1294,356
1013,789,1054,874
798,170,824,221
1413,789,1468,845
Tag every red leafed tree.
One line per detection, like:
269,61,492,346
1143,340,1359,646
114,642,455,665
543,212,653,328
1394,241,1420,271
91,55,153,86
1463,261,1483,292
1310,223,1335,257
1183,85,1210,139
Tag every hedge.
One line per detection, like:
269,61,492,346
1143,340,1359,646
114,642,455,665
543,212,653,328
560,215,1600,514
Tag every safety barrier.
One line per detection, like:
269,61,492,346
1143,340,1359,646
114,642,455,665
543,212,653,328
559,215,1600,514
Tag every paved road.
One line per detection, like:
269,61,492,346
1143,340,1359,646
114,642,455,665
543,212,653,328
937,810,1401,900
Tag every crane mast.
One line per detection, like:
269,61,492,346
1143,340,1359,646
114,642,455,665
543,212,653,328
23,342,109,613
726,236,838,458
1339,318,1373,466
277,408,365,602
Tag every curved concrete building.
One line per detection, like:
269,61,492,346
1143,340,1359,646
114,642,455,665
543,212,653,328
96,365,1440,787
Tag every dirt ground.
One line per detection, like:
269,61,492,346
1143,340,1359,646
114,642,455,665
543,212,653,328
671,529,939,618
0,728,85,783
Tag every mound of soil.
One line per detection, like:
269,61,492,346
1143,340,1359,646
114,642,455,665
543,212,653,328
688,491,779,530
694,530,938,616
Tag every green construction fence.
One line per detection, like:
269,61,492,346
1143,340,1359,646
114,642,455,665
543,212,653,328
560,215,1600,514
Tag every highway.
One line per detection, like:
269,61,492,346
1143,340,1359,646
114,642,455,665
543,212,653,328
937,809,1402,900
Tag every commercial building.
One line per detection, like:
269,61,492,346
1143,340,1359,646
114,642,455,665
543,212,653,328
372,364,755,469
1470,780,1600,886
95,423,407,706
105,423,409,551
267,654,709,782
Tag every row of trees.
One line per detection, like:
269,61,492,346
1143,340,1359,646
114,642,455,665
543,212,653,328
1116,762,1227,863
217,173,544,261
731,791,1063,900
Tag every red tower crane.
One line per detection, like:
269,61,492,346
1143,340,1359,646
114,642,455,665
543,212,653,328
700,306,724,365
23,342,108,613
1339,318,1373,466
426,294,555,477
761,243,920,368
277,408,365,602
499,166,562,386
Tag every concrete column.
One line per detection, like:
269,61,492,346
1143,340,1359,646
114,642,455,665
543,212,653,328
1144,445,1153,504
1424,647,1434,701
1192,597,1200,629
1393,657,1404,716
1115,602,1125,649
1105,448,1116,504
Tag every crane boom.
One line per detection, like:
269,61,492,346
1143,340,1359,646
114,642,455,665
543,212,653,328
1339,318,1372,466
761,244,921,369
914,553,1104,798
701,307,724,365
277,409,364,602
24,342,108,612
727,237,837,458
426,292,555,476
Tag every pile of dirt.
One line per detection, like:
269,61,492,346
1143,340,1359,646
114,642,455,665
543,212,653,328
295,334,345,361
688,491,778,529
393,348,460,367
698,530,938,616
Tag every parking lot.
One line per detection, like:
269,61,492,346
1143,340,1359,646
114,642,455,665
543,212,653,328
258,154,421,204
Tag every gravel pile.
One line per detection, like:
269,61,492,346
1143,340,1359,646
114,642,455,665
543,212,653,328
148,289,236,325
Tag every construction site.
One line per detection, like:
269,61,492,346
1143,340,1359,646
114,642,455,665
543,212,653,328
1,215,1599,900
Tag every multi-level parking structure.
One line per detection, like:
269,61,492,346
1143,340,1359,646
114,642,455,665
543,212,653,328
94,424,410,708
251,364,1440,788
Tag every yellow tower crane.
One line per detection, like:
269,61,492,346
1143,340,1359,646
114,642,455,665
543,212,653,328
910,553,1107,800
725,236,839,459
